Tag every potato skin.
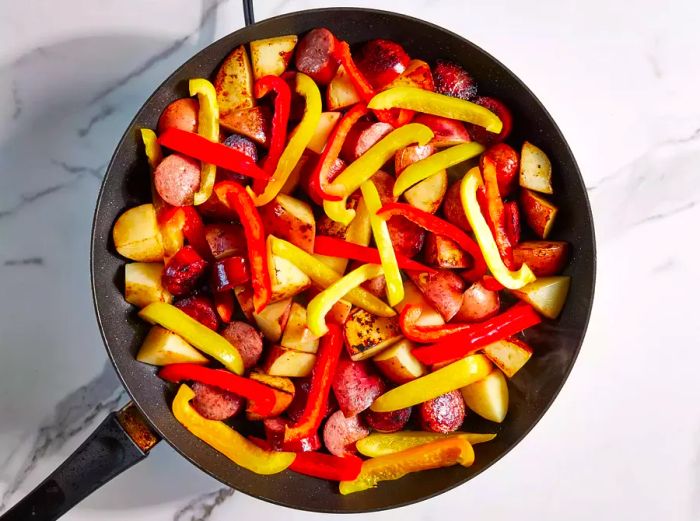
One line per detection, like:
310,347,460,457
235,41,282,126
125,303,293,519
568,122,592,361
408,270,466,321
513,241,569,276
454,281,500,322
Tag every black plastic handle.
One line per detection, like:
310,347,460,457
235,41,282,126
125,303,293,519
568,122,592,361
1,405,158,521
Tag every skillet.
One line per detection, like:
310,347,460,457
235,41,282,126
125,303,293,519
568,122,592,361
1,6,596,520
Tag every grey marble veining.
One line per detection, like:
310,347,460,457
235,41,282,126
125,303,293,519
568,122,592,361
1,1,699,520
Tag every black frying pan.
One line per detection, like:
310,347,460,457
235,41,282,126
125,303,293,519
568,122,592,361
2,6,595,520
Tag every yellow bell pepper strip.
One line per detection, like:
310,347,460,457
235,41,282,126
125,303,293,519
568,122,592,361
370,354,491,412
139,302,244,374
307,264,384,336
360,180,404,306
356,431,496,458
172,384,295,474
460,167,536,289
248,73,321,206
339,437,475,495
269,236,396,318
189,78,220,206
323,123,434,225
141,128,163,170
368,86,503,133
393,142,484,197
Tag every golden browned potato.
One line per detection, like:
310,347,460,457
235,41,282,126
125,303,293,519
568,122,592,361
253,298,292,342
372,339,427,383
263,345,316,377
510,276,570,319
247,370,295,420
519,141,553,194
259,194,316,253
423,233,470,269
268,254,312,303
482,338,532,378
215,45,255,128
460,368,509,423
344,308,402,361
280,302,320,353
307,112,341,154
404,170,448,214
250,35,298,80
513,241,569,276
220,106,270,146
124,262,172,308
112,204,164,262
520,189,558,239
327,65,361,110
136,326,208,366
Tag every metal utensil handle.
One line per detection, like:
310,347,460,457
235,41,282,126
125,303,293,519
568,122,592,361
0,404,158,521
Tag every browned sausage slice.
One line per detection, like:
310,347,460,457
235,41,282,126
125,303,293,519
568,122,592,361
191,382,244,420
418,390,465,433
341,122,394,161
221,321,263,370
294,28,339,85
153,153,201,206
323,410,370,457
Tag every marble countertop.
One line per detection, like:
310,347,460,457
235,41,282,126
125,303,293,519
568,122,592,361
1,0,698,519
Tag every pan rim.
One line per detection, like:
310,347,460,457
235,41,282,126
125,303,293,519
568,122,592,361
91,6,596,513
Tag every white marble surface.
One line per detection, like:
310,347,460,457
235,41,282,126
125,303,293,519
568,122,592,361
1,0,699,519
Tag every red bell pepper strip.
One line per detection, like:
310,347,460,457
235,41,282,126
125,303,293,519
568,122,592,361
247,437,363,481
481,157,515,268
334,41,375,103
158,206,211,261
480,275,505,291
309,103,368,202
377,203,487,281
313,236,435,273
212,289,234,323
254,76,292,191
158,128,269,181
412,303,542,365
398,305,478,343
284,323,343,447
212,256,250,291
213,181,271,313
159,364,277,417
375,107,414,128
503,200,521,246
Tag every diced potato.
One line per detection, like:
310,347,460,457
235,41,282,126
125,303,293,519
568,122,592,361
519,141,553,194
510,276,571,319
385,59,435,91
513,241,569,277
125,262,172,308
268,254,312,302
233,285,255,321
327,65,361,110
394,280,444,327
280,302,320,353
423,233,470,269
263,345,316,377
460,368,509,423
520,189,558,239
253,298,292,342
247,370,295,420
220,106,270,145
307,112,341,154
260,194,316,253
112,204,164,262
250,35,297,80
215,45,255,126
373,339,427,384
136,325,208,366
403,170,448,214
482,338,532,378
344,308,402,361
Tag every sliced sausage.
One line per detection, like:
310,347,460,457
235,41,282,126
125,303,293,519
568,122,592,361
223,133,258,162
191,382,244,420
332,356,386,417
323,410,370,457
157,98,199,134
286,378,338,424
294,28,339,85
454,280,500,322
154,153,201,207
221,321,263,370
418,390,465,433
264,417,321,452
174,293,218,331
204,223,246,260
162,246,208,297
364,408,411,433
341,121,394,161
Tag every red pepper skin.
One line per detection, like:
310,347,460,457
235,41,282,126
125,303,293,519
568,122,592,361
480,274,505,291
375,107,414,128
212,256,250,291
482,157,515,269
159,206,212,261
212,290,234,323
162,246,208,296
254,76,292,192
159,364,277,416
399,305,478,343
334,41,375,103
174,294,219,331
284,323,343,447
157,128,269,181
504,200,521,246
214,181,272,313
412,303,542,365
377,203,487,281
313,236,435,273
290,452,363,481
309,103,368,202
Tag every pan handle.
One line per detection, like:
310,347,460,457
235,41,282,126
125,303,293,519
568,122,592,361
0,403,159,521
